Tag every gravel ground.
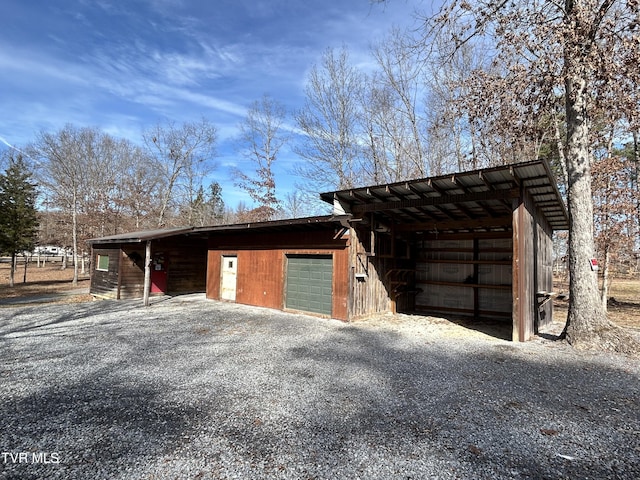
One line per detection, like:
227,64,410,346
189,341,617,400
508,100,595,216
1,295,638,480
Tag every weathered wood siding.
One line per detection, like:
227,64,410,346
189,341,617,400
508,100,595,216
415,233,512,318
206,228,349,320
348,225,394,318
534,199,554,332
206,250,222,300
152,236,208,294
91,236,207,300
90,248,120,298
236,250,284,310
513,190,555,341
119,246,145,299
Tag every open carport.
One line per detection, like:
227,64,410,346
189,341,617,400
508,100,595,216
0,296,638,479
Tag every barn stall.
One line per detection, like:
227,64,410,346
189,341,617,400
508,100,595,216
321,159,568,341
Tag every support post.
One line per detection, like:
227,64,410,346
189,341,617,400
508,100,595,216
143,240,152,307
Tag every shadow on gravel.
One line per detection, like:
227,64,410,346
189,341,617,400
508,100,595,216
0,300,144,337
272,326,640,479
1,377,204,480
1,301,638,479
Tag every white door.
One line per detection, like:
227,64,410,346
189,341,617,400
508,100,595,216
221,255,237,301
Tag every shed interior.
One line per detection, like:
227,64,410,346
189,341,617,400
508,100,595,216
322,160,568,340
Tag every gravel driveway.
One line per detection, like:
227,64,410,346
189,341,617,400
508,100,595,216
1,295,638,479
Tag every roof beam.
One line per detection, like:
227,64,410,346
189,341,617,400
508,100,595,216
352,188,520,214
394,214,512,232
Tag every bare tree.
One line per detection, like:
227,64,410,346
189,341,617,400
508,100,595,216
233,95,288,221
423,37,490,173
32,125,93,285
115,144,160,230
371,28,428,178
143,118,217,227
592,149,640,309
294,47,365,192
185,181,225,226
418,0,640,352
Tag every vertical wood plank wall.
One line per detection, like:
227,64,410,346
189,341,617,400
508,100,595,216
206,250,222,299
119,246,145,299
348,225,393,319
206,229,349,321
90,248,121,298
236,250,284,310
91,237,208,300
155,237,208,294
535,203,554,331
513,190,555,341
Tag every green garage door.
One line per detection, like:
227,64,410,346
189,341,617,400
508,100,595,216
286,255,333,316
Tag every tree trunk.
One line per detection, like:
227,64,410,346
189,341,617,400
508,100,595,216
71,190,79,285
600,244,610,312
9,253,16,287
23,254,28,283
561,8,637,353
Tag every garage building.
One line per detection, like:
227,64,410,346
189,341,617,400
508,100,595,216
88,160,568,341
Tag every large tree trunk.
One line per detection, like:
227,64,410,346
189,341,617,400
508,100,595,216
561,3,637,353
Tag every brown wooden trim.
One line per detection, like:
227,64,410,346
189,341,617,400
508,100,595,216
418,231,512,240
116,249,123,300
395,215,512,232
414,305,511,317
416,280,511,290
512,196,527,342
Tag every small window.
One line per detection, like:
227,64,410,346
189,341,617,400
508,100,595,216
97,254,110,271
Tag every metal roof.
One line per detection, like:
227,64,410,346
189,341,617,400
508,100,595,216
86,226,195,244
87,216,351,245
193,215,350,234
320,160,569,232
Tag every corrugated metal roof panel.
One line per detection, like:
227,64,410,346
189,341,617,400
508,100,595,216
87,227,195,244
320,160,569,231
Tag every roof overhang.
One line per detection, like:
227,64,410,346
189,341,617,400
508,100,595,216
193,215,351,234
87,216,352,245
86,226,196,245
320,160,569,232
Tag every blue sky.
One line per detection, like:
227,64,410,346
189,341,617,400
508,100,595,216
0,0,424,208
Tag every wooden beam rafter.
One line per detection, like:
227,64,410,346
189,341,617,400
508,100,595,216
394,214,512,232
352,188,520,214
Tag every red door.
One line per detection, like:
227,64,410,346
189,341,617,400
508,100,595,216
151,253,168,293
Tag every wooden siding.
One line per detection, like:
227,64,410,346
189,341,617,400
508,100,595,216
91,236,207,300
206,250,222,300
236,250,284,310
332,247,349,320
415,234,512,318
90,248,120,298
119,246,145,299
206,228,349,320
348,225,394,318
512,189,555,341
534,197,554,332
152,236,208,294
